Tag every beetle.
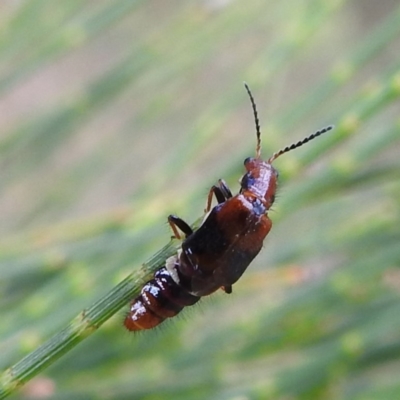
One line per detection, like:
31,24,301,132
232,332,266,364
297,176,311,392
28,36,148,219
124,83,333,330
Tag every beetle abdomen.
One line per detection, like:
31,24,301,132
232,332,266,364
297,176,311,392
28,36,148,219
124,267,200,331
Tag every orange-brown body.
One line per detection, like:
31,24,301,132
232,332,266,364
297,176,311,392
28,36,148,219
178,192,272,297
124,84,332,331
124,158,277,331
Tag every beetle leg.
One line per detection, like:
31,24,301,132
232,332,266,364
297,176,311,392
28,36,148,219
221,285,232,294
168,215,193,240
205,179,233,212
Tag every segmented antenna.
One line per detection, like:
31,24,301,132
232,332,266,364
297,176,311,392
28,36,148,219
268,125,334,164
244,82,262,159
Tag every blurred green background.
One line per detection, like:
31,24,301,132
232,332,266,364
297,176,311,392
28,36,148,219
1,0,400,399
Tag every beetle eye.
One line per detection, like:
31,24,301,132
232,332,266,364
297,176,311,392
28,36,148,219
241,173,255,189
243,157,253,166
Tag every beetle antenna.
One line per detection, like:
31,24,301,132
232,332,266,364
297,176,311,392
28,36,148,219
268,125,334,163
244,82,262,159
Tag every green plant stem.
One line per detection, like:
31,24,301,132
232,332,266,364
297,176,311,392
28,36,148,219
0,239,179,399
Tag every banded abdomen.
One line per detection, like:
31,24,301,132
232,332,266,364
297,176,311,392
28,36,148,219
124,266,199,331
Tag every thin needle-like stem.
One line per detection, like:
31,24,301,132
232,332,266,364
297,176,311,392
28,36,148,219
0,240,179,399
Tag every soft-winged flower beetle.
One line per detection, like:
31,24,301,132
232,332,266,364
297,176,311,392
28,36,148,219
124,84,333,330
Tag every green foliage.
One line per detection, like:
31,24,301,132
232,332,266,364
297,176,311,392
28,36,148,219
0,1,399,399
